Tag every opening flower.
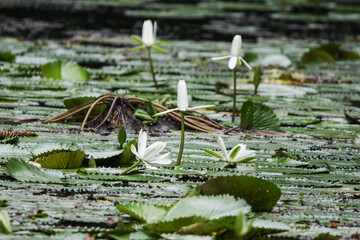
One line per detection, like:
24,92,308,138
130,129,171,169
203,136,256,163
211,35,252,70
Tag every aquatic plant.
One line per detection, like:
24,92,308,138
155,80,214,166
131,20,168,88
120,129,171,175
203,136,256,163
211,35,252,122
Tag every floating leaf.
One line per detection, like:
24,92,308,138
178,216,234,235
199,176,281,212
163,195,250,222
147,216,207,233
41,60,89,81
301,49,334,63
0,210,12,234
301,43,360,63
248,219,290,236
41,60,62,79
261,54,291,68
61,61,89,82
116,202,168,224
32,149,85,169
6,159,62,183
240,100,281,132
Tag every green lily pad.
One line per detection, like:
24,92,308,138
6,158,62,183
240,100,281,132
199,176,281,212
32,149,86,169
41,60,89,81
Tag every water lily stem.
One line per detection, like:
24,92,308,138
147,47,158,88
119,159,142,175
176,111,185,166
232,67,237,123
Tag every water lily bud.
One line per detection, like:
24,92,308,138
231,35,242,57
177,80,189,111
142,20,155,46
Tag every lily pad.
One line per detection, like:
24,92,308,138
32,149,85,169
41,60,89,81
6,158,62,183
199,176,281,212
240,100,281,132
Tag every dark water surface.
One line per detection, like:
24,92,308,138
0,0,359,42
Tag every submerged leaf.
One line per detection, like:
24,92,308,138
199,176,281,212
240,100,281,132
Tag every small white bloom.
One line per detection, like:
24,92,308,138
142,20,157,47
218,136,256,162
177,80,189,111
211,34,252,70
204,136,256,163
154,80,215,116
130,129,171,169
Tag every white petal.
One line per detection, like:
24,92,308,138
239,57,252,70
153,108,178,117
233,150,256,162
153,21,157,43
177,80,189,111
228,56,238,70
143,141,166,160
137,129,147,156
231,35,242,56
218,136,228,156
147,152,172,164
143,161,157,170
211,55,231,61
188,105,215,111
142,20,154,46
131,144,141,159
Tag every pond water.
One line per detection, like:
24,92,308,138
0,0,359,239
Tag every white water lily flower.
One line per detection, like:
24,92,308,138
154,80,215,116
211,35,252,70
130,129,171,169
142,20,157,47
204,136,256,163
